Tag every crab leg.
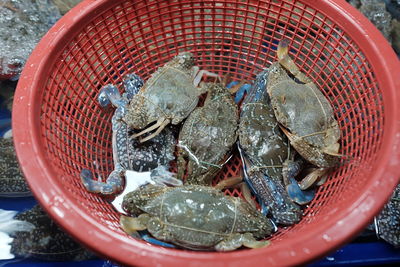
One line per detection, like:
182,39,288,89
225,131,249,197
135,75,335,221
139,118,171,143
242,233,270,249
281,146,316,205
120,214,150,234
241,182,258,210
214,175,243,190
215,233,270,251
80,167,125,195
213,170,255,208
277,39,312,84
131,118,167,139
228,80,247,94
282,159,316,205
323,143,343,157
193,68,221,87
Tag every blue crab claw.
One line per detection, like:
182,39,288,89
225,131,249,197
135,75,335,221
80,168,124,195
226,81,251,104
282,159,314,205
123,73,144,99
286,177,315,205
97,84,122,108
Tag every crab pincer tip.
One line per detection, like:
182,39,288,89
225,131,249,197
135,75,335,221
286,178,315,205
80,169,93,181
279,39,290,48
277,39,290,59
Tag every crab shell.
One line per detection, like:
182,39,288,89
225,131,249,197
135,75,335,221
266,62,341,168
177,82,239,185
375,183,400,247
128,126,177,172
239,69,288,183
123,52,201,130
11,205,94,261
122,185,273,250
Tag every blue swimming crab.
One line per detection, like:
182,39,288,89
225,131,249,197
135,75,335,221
237,69,313,225
177,81,239,185
80,74,176,195
9,205,95,261
266,40,342,188
124,52,219,143
120,183,273,251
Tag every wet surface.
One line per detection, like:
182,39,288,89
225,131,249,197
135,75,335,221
0,0,60,78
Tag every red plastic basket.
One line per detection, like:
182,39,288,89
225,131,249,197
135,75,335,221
13,0,400,266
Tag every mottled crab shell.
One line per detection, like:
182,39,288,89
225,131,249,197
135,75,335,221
0,138,31,197
177,83,239,185
375,184,400,247
128,126,177,172
239,69,289,182
267,62,340,168
124,52,201,130
123,185,273,250
11,205,95,261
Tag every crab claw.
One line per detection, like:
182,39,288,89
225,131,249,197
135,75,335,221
227,81,252,104
237,144,302,225
286,177,316,205
277,39,312,84
80,168,125,195
97,84,123,108
282,159,315,205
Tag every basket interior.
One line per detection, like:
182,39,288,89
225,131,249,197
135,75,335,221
40,0,383,247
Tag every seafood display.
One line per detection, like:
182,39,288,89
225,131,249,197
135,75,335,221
177,82,238,185
0,132,94,261
0,137,31,197
0,208,34,260
10,205,95,261
4,0,399,261
121,184,273,251
81,44,345,251
345,0,400,55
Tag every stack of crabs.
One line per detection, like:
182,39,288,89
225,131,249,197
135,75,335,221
80,40,342,252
